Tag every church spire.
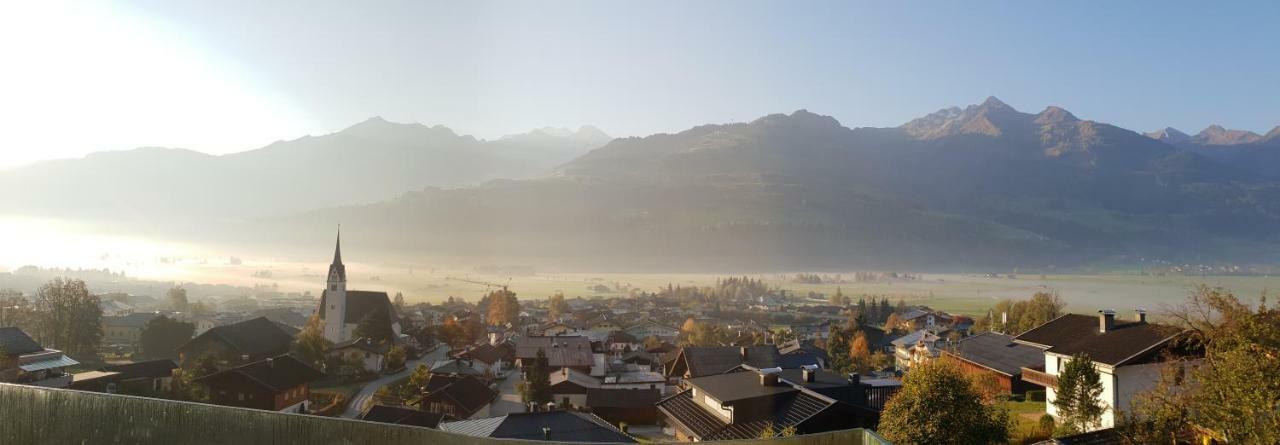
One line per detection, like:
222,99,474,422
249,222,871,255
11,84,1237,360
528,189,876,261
327,226,346,283
333,225,343,266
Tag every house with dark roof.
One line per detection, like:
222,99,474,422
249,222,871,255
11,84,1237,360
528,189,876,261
101,312,159,345
665,345,819,383
412,374,497,420
452,342,511,375
429,358,484,377
0,327,79,388
176,316,295,369
586,387,662,425
103,358,178,393
514,336,595,374
195,354,324,412
316,231,401,344
943,332,1044,395
656,367,878,442
777,339,830,369
1013,310,1191,430
358,404,453,428
440,411,635,443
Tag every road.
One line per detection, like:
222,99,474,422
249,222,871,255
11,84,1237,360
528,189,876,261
489,369,526,416
341,344,451,418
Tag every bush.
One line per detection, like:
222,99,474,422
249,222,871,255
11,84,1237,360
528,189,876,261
1038,413,1055,434
1028,389,1046,402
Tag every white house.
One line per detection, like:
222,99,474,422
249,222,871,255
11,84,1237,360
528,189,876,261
1013,310,1186,430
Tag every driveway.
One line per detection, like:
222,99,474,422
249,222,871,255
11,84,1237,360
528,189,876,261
341,344,450,418
489,369,526,415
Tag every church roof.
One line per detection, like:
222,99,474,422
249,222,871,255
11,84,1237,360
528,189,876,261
318,290,399,326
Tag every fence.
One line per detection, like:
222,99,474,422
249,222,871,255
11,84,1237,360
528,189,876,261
0,383,891,444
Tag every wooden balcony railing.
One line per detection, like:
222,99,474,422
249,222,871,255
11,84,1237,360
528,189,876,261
1020,366,1057,388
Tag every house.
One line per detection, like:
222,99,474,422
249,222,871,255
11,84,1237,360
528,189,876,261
664,345,818,383
624,320,679,342
540,322,578,336
413,374,497,420
514,336,595,374
891,329,945,370
176,316,295,369
943,332,1044,395
103,359,178,393
316,231,402,343
452,343,511,375
440,411,635,443
896,308,953,331
101,312,159,345
586,318,624,335
549,367,599,408
1013,310,1189,430
777,339,830,369
326,337,391,373
429,358,484,377
358,404,453,428
0,327,79,388
195,354,323,412
656,367,879,441
586,388,662,425
99,299,135,317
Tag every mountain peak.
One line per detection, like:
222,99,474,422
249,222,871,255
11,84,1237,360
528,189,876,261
1192,125,1263,145
1145,127,1191,144
980,96,1013,111
1035,106,1079,124
1265,126,1280,142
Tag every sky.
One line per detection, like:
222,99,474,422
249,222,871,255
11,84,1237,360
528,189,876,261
1,0,1278,168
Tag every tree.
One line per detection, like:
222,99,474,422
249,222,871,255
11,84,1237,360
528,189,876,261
399,364,432,399
438,318,467,349
139,315,194,359
827,326,852,374
292,315,331,367
1054,353,1105,435
1126,286,1280,444
166,286,189,312
680,317,697,333
385,346,407,371
525,348,552,405
393,292,405,311
878,359,1010,445
687,322,723,346
884,313,903,333
33,278,102,356
547,292,568,321
642,335,664,350
353,304,395,344
829,288,845,306
485,288,519,326
849,333,872,375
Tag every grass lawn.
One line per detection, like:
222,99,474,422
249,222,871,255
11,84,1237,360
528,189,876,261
1002,399,1050,444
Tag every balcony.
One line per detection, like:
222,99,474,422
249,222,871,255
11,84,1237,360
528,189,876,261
1020,365,1057,388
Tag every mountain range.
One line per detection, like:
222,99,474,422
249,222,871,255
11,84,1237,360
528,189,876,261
5,98,1279,270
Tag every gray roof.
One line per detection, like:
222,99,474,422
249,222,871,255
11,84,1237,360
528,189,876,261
0,327,43,356
442,411,635,443
948,332,1044,376
1014,314,1183,366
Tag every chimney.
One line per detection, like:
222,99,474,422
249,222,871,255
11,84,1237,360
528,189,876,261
847,373,861,386
760,372,779,387
542,427,551,440
802,368,816,383
1099,309,1115,333
1135,309,1147,323
740,346,749,361
266,358,274,368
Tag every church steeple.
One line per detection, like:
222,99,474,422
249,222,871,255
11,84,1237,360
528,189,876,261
327,227,346,283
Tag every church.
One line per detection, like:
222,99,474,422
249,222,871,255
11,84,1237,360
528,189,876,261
317,230,401,344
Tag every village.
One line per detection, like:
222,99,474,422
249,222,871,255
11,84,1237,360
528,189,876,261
1,232,1238,445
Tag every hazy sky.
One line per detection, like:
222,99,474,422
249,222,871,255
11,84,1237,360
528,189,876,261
2,0,1278,168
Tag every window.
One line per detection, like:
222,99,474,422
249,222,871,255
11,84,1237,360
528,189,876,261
238,392,244,401
330,285,336,291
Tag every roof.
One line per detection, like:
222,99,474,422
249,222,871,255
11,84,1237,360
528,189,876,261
421,375,497,416
0,327,44,356
19,355,79,371
195,354,324,391
456,343,509,365
705,391,834,440
687,371,795,403
656,390,727,438
328,337,391,356
104,359,178,380
178,316,294,357
441,411,635,443
429,359,482,376
72,371,122,384
359,404,452,428
891,329,941,347
102,312,159,328
514,336,594,368
670,346,785,378
318,290,398,325
550,368,600,391
585,388,661,408
948,332,1044,376
1013,314,1183,366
